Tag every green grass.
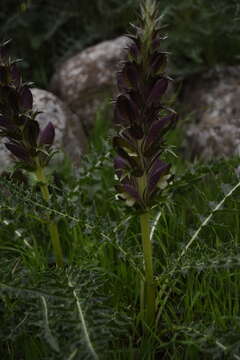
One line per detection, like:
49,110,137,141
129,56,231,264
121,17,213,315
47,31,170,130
0,120,240,359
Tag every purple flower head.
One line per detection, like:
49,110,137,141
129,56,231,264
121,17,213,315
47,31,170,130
113,2,177,211
0,41,56,171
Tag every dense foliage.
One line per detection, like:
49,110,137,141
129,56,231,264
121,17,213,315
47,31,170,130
0,0,240,86
0,134,240,358
0,0,138,87
161,0,240,76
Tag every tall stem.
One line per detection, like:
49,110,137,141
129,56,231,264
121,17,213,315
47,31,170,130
35,165,63,267
140,211,155,327
137,139,155,326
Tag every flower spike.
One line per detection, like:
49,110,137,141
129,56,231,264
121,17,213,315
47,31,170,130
0,41,55,171
0,40,63,267
113,1,177,211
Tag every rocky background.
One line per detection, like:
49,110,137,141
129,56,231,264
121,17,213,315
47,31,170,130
0,0,240,169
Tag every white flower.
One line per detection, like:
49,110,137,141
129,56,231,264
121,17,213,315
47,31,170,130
157,174,171,190
115,192,136,207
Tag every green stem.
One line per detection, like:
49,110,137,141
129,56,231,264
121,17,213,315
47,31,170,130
136,139,155,328
140,211,155,327
35,165,64,267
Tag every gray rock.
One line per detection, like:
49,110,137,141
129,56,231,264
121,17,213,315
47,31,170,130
0,88,88,171
50,36,130,135
0,142,12,170
183,66,240,160
31,88,88,165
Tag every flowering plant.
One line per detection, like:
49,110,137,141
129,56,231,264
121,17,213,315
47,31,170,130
113,0,177,327
0,40,55,171
0,40,63,266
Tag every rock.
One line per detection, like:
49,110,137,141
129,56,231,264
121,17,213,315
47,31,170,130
0,142,12,170
182,66,240,160
50,36,130,135
31,88,88,165
0,88,88,171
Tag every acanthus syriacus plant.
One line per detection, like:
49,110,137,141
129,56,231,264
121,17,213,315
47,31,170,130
0,40,55,171
0,40,63,266
113,0,177,328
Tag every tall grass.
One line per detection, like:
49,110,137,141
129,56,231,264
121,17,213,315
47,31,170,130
0,116,240,358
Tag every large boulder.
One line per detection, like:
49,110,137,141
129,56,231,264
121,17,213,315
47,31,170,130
0,88,88,171
50,36,130,135
183,66,240,160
